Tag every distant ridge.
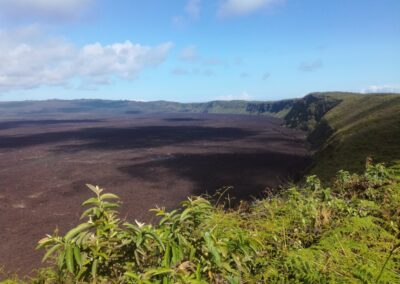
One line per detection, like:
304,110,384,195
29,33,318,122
0,98,298,119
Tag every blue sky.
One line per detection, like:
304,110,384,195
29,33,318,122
0,0,399,102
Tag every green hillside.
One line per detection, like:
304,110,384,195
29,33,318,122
286,92,400,181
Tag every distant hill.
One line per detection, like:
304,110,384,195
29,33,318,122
0,99,297,119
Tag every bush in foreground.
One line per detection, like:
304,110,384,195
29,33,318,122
2,161,400,283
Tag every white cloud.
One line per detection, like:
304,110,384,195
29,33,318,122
179,45,198,62
0,0,93,22
185,0,201,18
299,59,323,72
218,0,284,17
78,41,172,81
217,91,252,101
361,84,400,94
0,27,173,92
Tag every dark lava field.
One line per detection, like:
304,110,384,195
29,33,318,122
0,113,310,274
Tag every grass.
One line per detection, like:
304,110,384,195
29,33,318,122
292,92,400,182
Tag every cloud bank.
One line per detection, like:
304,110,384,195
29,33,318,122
217,91,252,101
361,84,400,94
0,28,173,92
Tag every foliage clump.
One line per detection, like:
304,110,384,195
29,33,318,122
3,161,400,283
33,185,261,283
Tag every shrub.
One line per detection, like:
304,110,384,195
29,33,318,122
36,185,262,283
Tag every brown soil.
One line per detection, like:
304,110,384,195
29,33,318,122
0,113,310,276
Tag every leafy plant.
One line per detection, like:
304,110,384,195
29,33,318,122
35,185,262,283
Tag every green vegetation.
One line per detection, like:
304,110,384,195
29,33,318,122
313,93,400,179
2,161,400,283
284,92,400,181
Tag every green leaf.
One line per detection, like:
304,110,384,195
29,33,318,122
73,246,82,266
92,259,98,280
80,208,94,219
102,201,120,209
42,243,61,262
57,251,65,270
76,266,88,280
196,263,202,280
145,231,165,251
37,236,52,248
204,232,221,266
180,208,192,222
65,245,75,274
64,223,93,241
76,231,90,246
144,268,174,277
135,235,143,247
125,271,140,280
100,193,119,200
163,245,171,267
82,197,100,206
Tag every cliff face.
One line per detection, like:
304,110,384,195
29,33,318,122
284,94,341,131
245,99,296,117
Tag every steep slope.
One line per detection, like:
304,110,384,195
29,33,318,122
246,99,296,118
285,92,400,181
284,93,343,131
